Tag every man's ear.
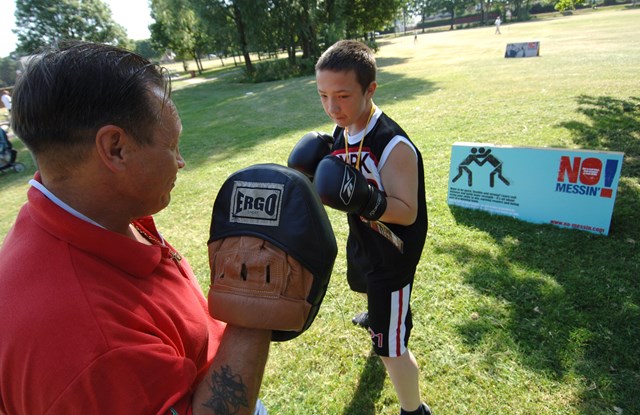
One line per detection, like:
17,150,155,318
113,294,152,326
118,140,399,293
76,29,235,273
95,125,129,172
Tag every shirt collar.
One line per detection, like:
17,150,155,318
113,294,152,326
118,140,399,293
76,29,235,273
27,174,164,278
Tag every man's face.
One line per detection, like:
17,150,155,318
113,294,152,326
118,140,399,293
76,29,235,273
316,69,375,133
125,90,185,218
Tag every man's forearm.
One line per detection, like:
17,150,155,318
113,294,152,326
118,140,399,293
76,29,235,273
193,326,271,415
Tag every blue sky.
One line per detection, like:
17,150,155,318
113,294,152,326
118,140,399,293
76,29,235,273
1,0,153,57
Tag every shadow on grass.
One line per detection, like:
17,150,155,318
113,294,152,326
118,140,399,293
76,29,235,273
447,210,640,414
171,65,435,171
444,95,640,414
557,94,640,241
558,95,640,180
376,57,411,69
343,351,387,415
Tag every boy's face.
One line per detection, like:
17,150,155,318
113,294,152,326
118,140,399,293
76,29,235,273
316,69,376,134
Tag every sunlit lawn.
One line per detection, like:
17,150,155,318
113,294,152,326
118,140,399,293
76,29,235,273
1,7,639,414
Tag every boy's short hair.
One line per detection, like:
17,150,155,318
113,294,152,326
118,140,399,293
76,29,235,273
315,40,377,93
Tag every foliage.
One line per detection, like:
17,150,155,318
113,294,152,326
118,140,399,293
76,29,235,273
149,0,403,79
507,0,533,20
14,0,130,55
344,0,403,38
0,58,18,88
150,0,210,72
133,39,162,61
364,39,379,53
416,12,495,29
242,57,316,83
158,0,264,74
438,0,479,29
530,2,558,13
412,0,446,27
189,0,236,62
555,0,585,12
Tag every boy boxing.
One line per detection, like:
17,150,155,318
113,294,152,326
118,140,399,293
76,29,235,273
289,40,432,415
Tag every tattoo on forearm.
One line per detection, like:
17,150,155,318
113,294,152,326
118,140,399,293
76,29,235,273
202,365,249,414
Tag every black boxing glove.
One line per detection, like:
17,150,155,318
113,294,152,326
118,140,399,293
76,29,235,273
287,131,334,181
314,155,387,221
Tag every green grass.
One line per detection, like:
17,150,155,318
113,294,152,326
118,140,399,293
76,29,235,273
2,7,639,414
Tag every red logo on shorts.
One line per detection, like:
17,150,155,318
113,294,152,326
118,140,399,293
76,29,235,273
368,328,384,348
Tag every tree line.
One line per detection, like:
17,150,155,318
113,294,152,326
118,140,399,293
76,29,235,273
148,0,404,77
2,0,612,87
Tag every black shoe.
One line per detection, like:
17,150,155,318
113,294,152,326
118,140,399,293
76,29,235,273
351,311,370,329
400,403,432,415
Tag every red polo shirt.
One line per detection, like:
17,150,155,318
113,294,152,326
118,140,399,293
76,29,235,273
0,181,225,414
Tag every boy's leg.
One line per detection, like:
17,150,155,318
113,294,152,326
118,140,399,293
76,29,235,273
380,350,422,412
366,280,429,413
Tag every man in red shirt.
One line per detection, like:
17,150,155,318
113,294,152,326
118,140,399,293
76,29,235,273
0,42,270,415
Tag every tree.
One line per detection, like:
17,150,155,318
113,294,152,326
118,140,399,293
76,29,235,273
220,0,268,74
399,0,415,35
436,0,475,30
296,0,321,59
14,0,130,55
0,58,18,88
265,0,307,63
345,0,402,39
150,0,208,72
134,39,161,61
318,0,348,48
192,0,238,66
152,0,410,81
555,0,584,13
181,0,261,74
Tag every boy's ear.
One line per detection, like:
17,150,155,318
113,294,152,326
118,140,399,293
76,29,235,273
94,125,129,172
366,81,377,100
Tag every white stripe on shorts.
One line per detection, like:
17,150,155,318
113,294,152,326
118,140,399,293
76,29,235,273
388,283,411,357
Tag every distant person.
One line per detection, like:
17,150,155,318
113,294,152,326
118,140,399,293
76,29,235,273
414,32,418,44
1,90,11,114
495,16,502,34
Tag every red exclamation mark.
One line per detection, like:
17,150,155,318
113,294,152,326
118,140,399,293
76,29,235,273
600,159,618,198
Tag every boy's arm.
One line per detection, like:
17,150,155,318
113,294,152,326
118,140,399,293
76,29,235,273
379,142,419,226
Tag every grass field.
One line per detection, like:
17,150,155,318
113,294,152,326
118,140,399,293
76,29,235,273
1,7,639,415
